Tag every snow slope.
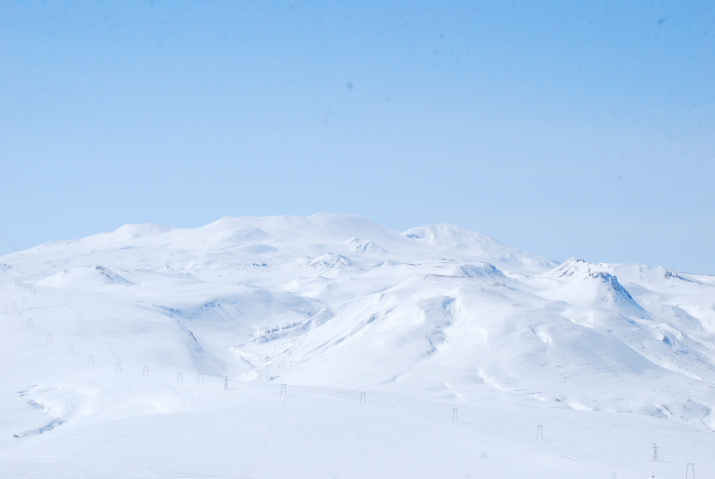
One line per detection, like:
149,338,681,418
1,214,714,478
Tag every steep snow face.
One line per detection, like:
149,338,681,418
549,256,592,278
1,213,715,454
542,263,645,314
588,271,643,311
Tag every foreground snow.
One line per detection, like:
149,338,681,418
1,214,714,477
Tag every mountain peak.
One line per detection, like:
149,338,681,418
549,257,593,278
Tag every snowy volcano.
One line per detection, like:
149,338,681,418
1,214,714,478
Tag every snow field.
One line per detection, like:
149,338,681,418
1,214,714,477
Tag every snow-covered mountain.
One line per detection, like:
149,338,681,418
1,214,714,478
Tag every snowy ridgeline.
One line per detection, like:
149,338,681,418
1,213,714,478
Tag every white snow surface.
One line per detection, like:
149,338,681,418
1,214,714,478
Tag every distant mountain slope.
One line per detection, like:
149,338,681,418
0,214,714,432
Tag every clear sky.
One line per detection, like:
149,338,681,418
1,1,713,273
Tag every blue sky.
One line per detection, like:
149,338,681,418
1,1,713,273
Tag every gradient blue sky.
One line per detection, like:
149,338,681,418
1,1,713,273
